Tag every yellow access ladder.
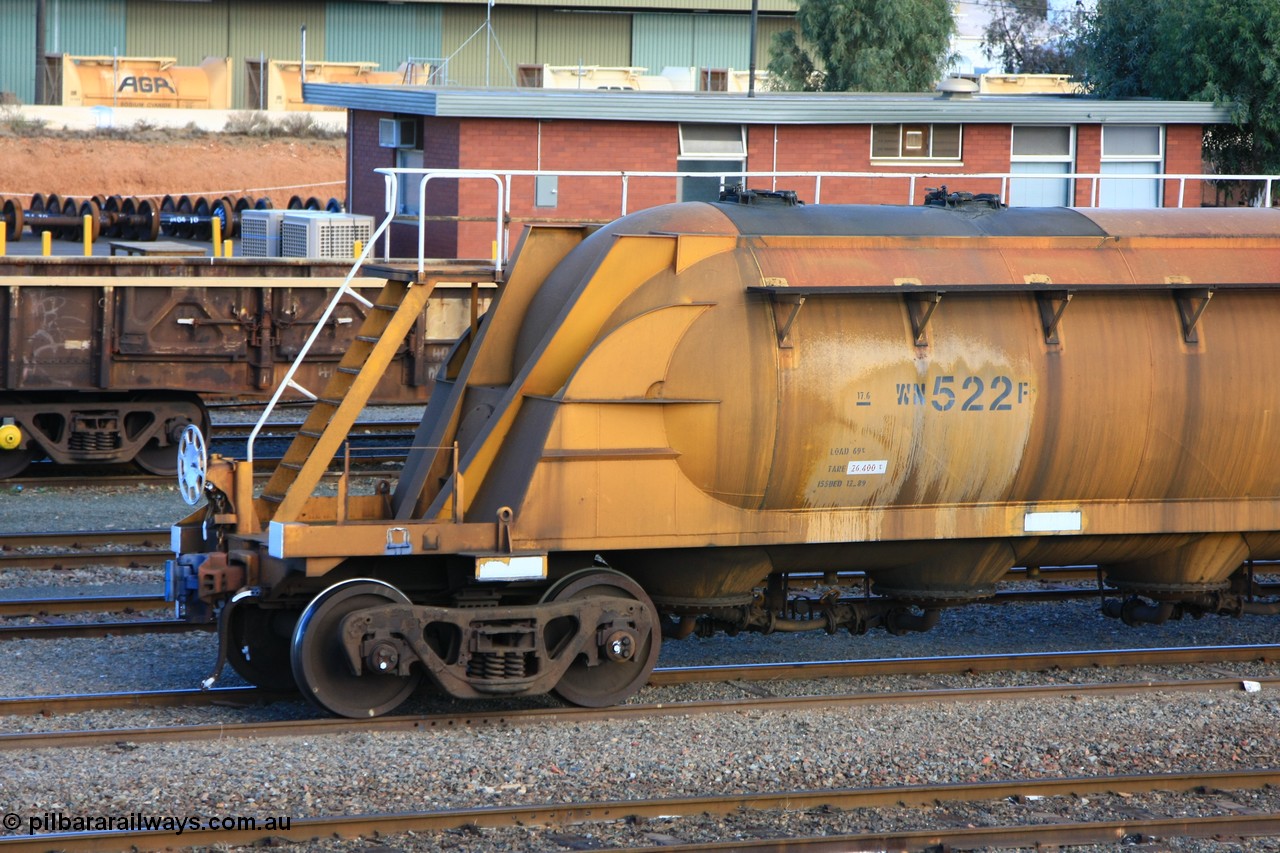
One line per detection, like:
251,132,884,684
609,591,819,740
245,168,509,524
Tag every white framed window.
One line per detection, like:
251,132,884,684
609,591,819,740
871,124,962,161
678,124,746,202
1099,125,1163,208
395,148,424,215
1009,125,1074,207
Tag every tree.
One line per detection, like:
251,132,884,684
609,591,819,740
1077,0,1280,200
981,0,1088,76
767,0,956,93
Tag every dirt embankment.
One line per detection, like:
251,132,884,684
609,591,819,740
0,135,346,209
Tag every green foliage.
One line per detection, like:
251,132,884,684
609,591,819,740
981,0,1088,76
767,0,956,93
1078,0,1280,193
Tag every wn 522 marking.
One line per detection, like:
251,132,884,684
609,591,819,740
895,375,1032,411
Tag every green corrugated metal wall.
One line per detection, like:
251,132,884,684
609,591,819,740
633,13,757,74
0,0,128,104
325,2,443,70
533,11,630,67
125,0,233,65
440,6,536,87
1,1,40,104
0,2,794,104
47,0,129,55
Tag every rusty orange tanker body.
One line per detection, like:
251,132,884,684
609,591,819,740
168,190,1280,716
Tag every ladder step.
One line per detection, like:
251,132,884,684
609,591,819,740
318,397,345,408
373,303,398,312
280,461,304,472
337,366,361,376
261,494,284,505
298,428,323,439
355,335,380,344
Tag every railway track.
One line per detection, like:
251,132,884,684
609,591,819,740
0,768,1274,852
3,644,1276,719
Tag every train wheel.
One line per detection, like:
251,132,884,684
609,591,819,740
291,579,423,718
540,568,660,708
0,447,32,479
132,395,209,477
226,601,298,690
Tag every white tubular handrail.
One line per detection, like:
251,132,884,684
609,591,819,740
245,172,400,468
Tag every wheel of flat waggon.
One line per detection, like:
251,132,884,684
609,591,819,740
291,579,423,717
131,394,209,477
226,601,298,690
540,568,661,708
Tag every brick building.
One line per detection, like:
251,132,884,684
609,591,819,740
305,84,1232,258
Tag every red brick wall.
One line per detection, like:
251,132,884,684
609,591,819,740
349,111,398,218
347,112,1214,257
1072,124,1102,206
1163,124,1205,207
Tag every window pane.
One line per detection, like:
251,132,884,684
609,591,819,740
678,158,745,202
902,124,929,155
932,124,961,158
396,149,424,215
1102,125,1160,157
679,124,746,156
1099,160,1160,207
871,125,900,158
1009,161,1071,206
1012,125,1070,157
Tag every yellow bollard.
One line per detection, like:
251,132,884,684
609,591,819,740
352,239,363,259
0,222,6,257
42,231,51,256
223,238,233,258
83,214,92,256
211,215,222,258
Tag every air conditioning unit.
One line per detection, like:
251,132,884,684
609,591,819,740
239,209,287,257
281,212,375,259
379,117,418,149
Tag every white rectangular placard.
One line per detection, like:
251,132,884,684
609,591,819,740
1023,510,1083,533
476,554,548,582
846,460,888,476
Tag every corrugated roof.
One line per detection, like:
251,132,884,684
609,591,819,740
303,83,1236,125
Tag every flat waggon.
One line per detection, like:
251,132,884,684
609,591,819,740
166,185,1280,717
0,256,485,477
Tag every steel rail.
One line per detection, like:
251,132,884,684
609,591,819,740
0,620,209,641
1,643,1276,716
0,769,1276,852
651,642,1280,684
0,550,165,571
2,675,1275,750
0,686,279,716
0,594,166,618
0,529,166,550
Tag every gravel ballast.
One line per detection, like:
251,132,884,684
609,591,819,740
3,449,1280,850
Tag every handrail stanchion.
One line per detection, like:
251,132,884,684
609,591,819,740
246,188,396,469
621,173,629,216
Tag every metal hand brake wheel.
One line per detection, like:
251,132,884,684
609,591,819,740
177,424,208,506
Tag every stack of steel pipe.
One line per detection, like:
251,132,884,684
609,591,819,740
0,193,344,243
